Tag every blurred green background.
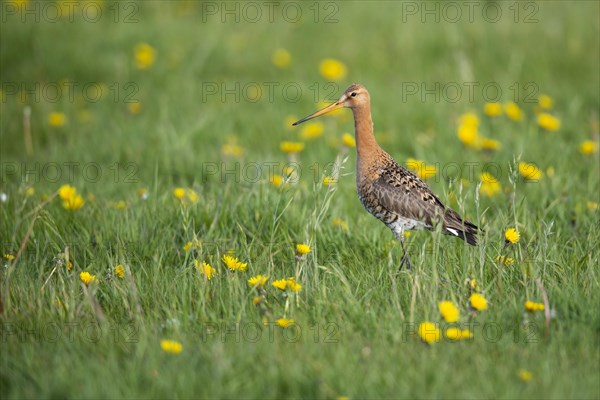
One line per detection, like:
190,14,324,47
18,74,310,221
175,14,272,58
1,1,599,399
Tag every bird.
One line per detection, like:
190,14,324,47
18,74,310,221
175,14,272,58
292,83,479,269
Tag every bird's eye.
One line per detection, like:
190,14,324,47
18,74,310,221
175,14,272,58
351,92,357,97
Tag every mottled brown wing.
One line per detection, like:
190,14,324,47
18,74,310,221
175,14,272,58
372,161,479,245
371,163,446,226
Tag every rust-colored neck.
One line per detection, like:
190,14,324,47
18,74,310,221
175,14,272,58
352,103,380,157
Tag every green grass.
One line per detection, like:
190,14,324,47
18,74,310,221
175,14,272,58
1,1,599,398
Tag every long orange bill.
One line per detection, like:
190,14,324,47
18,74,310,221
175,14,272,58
292,101,344,126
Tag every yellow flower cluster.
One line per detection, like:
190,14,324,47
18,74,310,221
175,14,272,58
504,102,523,121
483,102,502,117
469,293,488,311
222,254,248,271
445,327,473,341
300,121,324,140
438,301,460,323
173,187,199,204
276,318,295,328
319,58,347,81
195,260,216,280
342,133,356,148
59,184,85,211
524,300,544,312
537,112,560,131
114,264,125,279
48,112,67,127
79,271,96,286
518,162,543,181
296,243,311,256
248,274,268,287
272,48,291,69
418,322,441,344
496,255,515,266
504,228,520,244
579,140,598,155
280,141,305,154
160,339,183,354
272,277,302,292
479,172,501,197
406,158,437,181
134,42,156,70
322,176,337,186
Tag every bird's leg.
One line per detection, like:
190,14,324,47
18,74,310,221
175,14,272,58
398,231,412,270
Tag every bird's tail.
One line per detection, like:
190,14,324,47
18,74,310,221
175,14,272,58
443,210,479,246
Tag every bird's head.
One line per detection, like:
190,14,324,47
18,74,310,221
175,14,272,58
292,83,369,126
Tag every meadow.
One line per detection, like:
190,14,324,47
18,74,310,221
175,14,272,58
1,1,599,398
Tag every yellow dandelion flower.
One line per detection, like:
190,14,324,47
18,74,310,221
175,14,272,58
62,193,85,211
270,174,283,188
459,112,479,128
48,112,67,127
518,369,533,382
296,243,311,255
252,296,262,305
134,42,156,70
195,260,215,280
480,138,501,151
221,143,245,157
79,271,96,286
332,217,349,232
24,187,35,197
280,141,305,154
276,318,295,328
406,158,437,180
524,300,544,312
286,277,302,292
469,293,488,311
222,254,247,272
484,102,502,117
445,327,473,341
537,113,560,131
183,242,192,252
319,58,347,81
505,228,520,244
519,162,543,181
457,123,480,149
186,189,199,203
160,339,183,354
342,133,356,148
438,301,460,323
272,48,291,69
127,101,142,114
579,140,598,155
114,264,125,279
538,94,553,110
587,201,599,211
504,102,523,121
323,176,337,186
173,187,186,200
58,184,76,200
272,279,287,290
479,172,501,197
300,121,324,140
496,255,515,266
418,321,441,344
113,200,127,210
248,274,268,287
4,254,15,261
